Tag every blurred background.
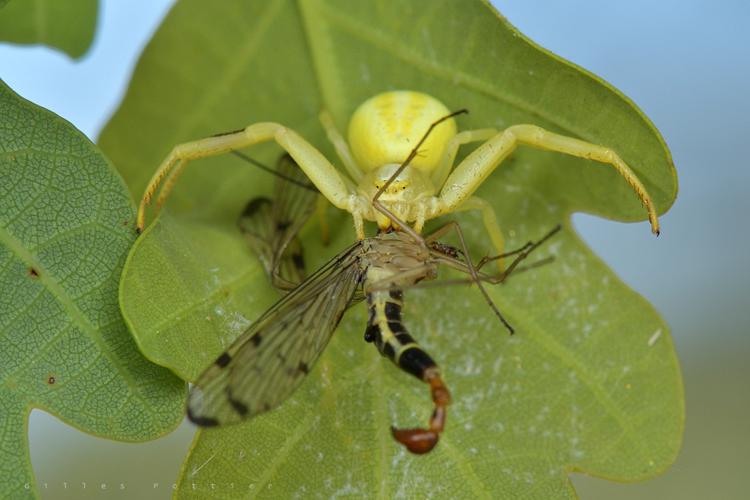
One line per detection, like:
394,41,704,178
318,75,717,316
1,0,747,498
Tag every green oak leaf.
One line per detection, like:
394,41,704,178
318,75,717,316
103,0,682,497
0,0,97,58
0,80,186,498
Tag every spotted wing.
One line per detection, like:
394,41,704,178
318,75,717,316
238,153,317,290
188,241,365,427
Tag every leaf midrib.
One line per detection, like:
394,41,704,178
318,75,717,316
32,0,47,44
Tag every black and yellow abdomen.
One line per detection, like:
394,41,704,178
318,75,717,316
363,276,437,380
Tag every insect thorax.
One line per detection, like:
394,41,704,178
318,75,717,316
362,232,437,291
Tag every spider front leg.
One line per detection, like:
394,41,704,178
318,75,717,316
428,128,507,270
136,123,357,234
431,128,497,188
435,124,660,235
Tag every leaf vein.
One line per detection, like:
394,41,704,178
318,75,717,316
0,224,162,422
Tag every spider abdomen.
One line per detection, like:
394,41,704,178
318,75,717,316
348,90,457,173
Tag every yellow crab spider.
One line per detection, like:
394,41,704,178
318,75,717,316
137,90,660,258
